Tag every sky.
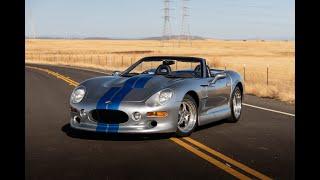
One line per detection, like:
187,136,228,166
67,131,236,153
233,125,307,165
25,0,295,40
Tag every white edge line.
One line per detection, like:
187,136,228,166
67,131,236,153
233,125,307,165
26,62,295,117
243,103,295,117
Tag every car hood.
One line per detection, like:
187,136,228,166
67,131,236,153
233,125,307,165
83,74,184,102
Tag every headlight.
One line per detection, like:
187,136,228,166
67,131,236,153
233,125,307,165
146,88,173,106
71,86,86,103
159,89,173,104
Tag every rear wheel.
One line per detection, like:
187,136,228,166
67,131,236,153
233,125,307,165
175,94,198,137
227,86,242,122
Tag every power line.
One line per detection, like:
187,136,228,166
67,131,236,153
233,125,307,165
162,0,173,47
27,4,37,39
179,0,192,47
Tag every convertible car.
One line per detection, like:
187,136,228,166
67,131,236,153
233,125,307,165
69,56,244,136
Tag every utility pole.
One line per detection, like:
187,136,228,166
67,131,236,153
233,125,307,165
162,0,173,47
29,8,37,39
178,0,192,47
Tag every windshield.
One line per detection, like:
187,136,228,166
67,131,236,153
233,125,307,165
121,58,203,78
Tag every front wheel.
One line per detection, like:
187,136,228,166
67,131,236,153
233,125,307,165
227,86,242,123
175,94,198,137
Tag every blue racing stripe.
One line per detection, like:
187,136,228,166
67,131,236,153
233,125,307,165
107,124,119,133
96,87,121,109
107,76,140,110
96,87,121,132
134,76,153,88
95,75,153,133
106,76,140,133
96,123,108,132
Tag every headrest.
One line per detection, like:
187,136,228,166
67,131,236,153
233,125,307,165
155,64,171,75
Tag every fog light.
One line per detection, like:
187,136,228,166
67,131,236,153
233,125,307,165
73,116,81,123
132,112,141,121
150,120,157,127
80,109,87,117
146,111,168,118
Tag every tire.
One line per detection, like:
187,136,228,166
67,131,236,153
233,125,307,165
227,86,242,123
175,94,198,137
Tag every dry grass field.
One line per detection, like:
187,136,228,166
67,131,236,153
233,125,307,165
25,39,295,104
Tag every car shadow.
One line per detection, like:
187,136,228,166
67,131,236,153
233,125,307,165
62,119,229,141
194,119,229,132
61,123,174,141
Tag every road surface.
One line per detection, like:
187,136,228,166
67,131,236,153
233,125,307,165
25,64,295,180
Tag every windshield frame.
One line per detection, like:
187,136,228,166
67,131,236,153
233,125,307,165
120,56,208,78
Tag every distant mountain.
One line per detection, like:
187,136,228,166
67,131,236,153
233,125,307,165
83,37,114,40
27,36,67,39
26,35,207,40
142,35,206,40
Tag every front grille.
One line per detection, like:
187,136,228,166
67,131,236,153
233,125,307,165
90,109,129,124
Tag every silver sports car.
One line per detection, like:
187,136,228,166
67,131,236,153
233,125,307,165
69,56,244,136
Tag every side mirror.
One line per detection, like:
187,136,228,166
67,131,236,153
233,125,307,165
210,73,226,84
112,71,121,76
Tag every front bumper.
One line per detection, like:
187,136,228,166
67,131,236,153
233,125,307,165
70,100,180,134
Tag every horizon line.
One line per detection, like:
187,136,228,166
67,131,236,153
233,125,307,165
25,35,295,41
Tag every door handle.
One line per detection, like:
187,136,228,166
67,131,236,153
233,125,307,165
201,83,215,87
200,84,209,87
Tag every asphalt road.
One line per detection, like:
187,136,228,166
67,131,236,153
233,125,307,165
25,64,295,180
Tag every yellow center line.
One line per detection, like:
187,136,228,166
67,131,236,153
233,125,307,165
26,66,79,86
170,138,251,180
26,65,271,180
46,71,78,85
183,137,272,180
